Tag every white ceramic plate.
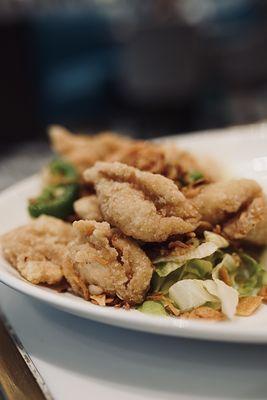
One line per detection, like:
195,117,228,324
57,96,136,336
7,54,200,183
1,124,267,343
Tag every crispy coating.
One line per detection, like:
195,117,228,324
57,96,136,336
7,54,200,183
49,125,132,173
244,205,267,246
65,220,153,304
84,162,200,242
192,179,262,224
191,179,267,244
74,195,103,221
1,216,74,285
223,196,265,241
84,162,199,242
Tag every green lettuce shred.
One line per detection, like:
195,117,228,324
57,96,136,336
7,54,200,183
151,268,182,294
138,301,167,316
179,259,213,280
155,261,183,277
233,253,267,296
146,227,267,318
152,251,267,298
204,301,221,310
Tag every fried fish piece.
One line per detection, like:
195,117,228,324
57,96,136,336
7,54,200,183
84,162,200,242
65,220,153,304
191,179,267,243
74,195,103,221
191,179,262,224
223,196,265,241
1,216,74,285
49,125,132,173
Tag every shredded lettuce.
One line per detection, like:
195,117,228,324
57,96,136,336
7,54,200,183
154,231,229,279
155,261,184,277
155,242,218,265
147,230,266,319
138,300,167,316
212,254,236,280
151,268,182,294
204,301,221,310
211,251,267,297
234,253,267,296
212,252,267,296
169,278,238,319
152,259,213,294
203,280,238,319
205,249,224,267
204,231,229,249
179,259,213,280
169,280,217,312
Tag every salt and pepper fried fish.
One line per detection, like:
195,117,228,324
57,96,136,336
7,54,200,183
84,162,200,242
65,220,153,304
49,125,132,173
223,196,266,243
191,179,262,225
191,179,267,243
74,195,103,221
1,216,74,285
2,125,267,321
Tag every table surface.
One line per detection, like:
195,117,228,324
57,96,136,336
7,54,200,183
1,143,267,400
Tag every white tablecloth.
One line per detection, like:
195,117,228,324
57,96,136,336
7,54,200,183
0,283,266,400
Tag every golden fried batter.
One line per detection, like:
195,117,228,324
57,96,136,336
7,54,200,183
49,125,132,173
84,162,200,242
65,220,153,304
192,179,262,224
191,179,267,243
74,195,103,221
243,205,267,246
223,196,265,241
1,216,74,284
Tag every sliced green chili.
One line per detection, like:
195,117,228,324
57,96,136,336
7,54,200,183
188,171,204,183
49,159,78,183
28,183,79,219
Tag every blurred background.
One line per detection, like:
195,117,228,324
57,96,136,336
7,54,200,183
1,0,267,145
